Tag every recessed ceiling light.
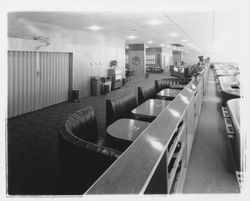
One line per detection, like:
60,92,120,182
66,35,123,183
167,45,172,48
126,35,137,39
147,40,154,44
181,39,187,42
87,25,103,31
169,33,179,37
126,46,129,49
145,45,149,48
160,43,165,47
146,19,163,26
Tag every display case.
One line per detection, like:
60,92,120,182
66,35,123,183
108,69,122,90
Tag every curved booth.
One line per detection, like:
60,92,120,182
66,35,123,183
58,106,121,194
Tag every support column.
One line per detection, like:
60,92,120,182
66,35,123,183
128,44,145,79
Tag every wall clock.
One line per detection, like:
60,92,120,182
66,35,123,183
132,56,141,65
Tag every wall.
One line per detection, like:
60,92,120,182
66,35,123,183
8,16,125,98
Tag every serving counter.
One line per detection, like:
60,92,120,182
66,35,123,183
85,66,209,194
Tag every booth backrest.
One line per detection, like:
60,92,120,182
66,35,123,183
138,83,157,104
106,91,137,127
58,106,121,194
65,107,99,143
155,79,168,93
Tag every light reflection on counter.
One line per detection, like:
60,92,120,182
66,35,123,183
191,84,196,89
168,108,181,117
179,94,189,104
146,136,165,152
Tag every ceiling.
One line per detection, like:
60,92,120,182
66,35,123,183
8,11,240,53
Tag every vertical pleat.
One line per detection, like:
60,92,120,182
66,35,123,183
8,51,70,118
8,51,37,118
39,51,69,109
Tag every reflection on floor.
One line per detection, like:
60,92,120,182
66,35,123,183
183,69,240,193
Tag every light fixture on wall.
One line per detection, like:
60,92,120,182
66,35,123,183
33,35,51,50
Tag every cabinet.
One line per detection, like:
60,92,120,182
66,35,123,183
108,69,122,90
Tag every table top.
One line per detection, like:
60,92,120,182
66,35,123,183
132,99,171,118
157,88,181,99
107,118,150,141
227,99,240,134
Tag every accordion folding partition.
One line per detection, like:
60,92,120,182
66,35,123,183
8,51,72,118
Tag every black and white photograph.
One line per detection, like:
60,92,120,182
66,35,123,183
1,0,250,200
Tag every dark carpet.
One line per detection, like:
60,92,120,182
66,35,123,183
183,69,240,193
7,72,170,195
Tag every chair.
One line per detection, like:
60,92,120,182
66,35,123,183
106,91,137,127
58,106,121,194
138,83,157,105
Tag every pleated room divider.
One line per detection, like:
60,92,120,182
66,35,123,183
8,51,71,118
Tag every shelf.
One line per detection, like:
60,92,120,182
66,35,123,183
167,123,186,165
168,141,186,193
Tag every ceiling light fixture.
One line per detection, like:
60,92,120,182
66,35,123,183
160,43,165,47
127,35,137,39
147,40,154,44
87,25,103,31
181,39,187,42
169,33,179,37
146,19,163,26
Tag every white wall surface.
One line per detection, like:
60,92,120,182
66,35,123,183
8,17,125,98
